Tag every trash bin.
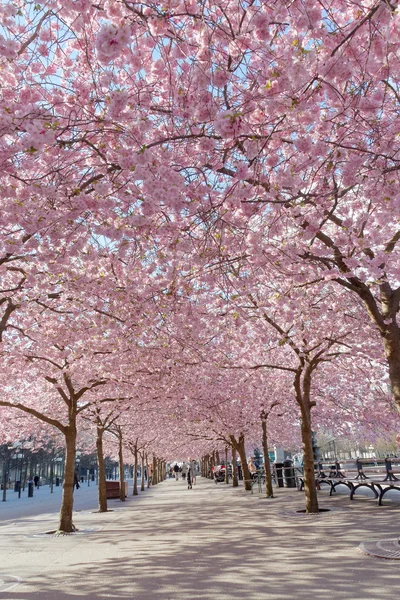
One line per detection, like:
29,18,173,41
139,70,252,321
14,481,20,493
56,477,60,486
28,482,34,497
274,463,284,487
283,459,296,488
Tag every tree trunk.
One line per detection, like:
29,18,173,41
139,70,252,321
262,419,274,498
59,427,77,532
225,446,229,484
140,452,145,491
133,445,138,495
293,365,319,513
49,455,54,494
231,446,238,487
146,454,151,488
230,434,252,491
215,450,220,465
210,453,215,478
383,325,400,411
152,456,157,485
96,427,108,512
299,402,319,513
118,435,125,502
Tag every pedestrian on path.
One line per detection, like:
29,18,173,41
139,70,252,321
74,472,80,490
34,475,39,489
187,469,192,489
181,463,188,480
190,460,196,485
173,463,179,480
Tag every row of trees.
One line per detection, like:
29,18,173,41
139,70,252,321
1,0,400,528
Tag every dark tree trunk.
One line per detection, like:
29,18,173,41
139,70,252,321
133,445,138,495
225,447,229,484
294,367,319,513
383,324,400,411
262,419,274,498
59,427,77,532
152,456,157,485
146,454,151,488
231,446,238,487
230,434,252,491
141,452,145,491
118,435,125,502
210,453,215,478
96,427,108,512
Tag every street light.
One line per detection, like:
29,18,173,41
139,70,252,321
17,448,23,499
75,451,81,485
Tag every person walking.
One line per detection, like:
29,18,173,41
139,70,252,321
190,460,197,485
181,463,188,480
187,468,192,489
173,463,179,481
33,475,40,489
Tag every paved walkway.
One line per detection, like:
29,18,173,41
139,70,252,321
1,476,400,599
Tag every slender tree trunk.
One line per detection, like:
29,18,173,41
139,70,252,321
215,450,220,465
230,434,252,491
152,456,157,485
232,446,238,487
96,427,108,512
299,403,319,513
262,419,274,498
146,454,151,488
133,445,138,496
208,454,212,478
294,366,319,513
59,427,77,532
141,452,145,491
225,446,229,484
118,435,126,502
49,455,54,494
210,453,215,478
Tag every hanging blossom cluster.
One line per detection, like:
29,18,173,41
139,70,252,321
0,34,19,59
214,111,243,138
95,23,131,64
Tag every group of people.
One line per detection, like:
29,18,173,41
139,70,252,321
172,461,197,489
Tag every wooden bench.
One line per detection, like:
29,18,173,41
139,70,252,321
105,480,128,499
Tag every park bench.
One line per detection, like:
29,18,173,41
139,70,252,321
297,458,400,506
105,480,128,499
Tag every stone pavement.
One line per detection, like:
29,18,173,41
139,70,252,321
1,476,400,599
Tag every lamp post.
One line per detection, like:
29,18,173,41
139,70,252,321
17,448,24,499
75,451,81,487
